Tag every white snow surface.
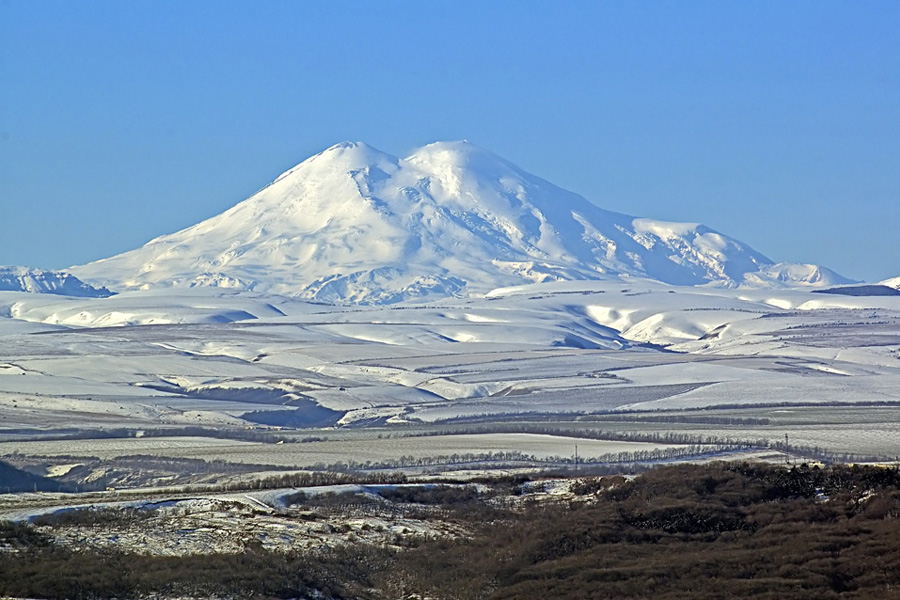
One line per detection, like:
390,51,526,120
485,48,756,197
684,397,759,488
881,276,900,290
1,281,899,430
739,262,854,288
70,141,851,304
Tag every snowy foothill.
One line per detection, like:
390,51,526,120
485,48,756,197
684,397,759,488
1,279,899,458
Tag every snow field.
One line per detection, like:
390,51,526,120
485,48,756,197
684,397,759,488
1,281,899,459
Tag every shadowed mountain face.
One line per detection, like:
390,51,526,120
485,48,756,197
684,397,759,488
70,141,852,304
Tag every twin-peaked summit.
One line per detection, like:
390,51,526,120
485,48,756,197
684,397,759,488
71,141,851,303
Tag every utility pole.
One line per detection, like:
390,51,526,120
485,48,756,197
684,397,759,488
574,444,578,472
785,434,790,465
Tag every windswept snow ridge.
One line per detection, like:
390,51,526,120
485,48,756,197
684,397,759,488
739,263,853,288
0,266,113,298
71,141,851,303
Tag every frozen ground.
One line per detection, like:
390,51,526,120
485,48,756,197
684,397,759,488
1,279,899,463
0,433,688,468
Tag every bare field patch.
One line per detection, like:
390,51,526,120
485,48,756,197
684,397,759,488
0,436,257,459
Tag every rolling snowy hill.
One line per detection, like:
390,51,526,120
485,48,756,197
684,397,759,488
71,141,852,303
2,281,899,435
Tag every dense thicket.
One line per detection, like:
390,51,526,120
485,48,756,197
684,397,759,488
402,463,900,600
0,544,382,600
3,463,900,599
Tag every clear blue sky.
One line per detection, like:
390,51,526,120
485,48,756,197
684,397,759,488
2,1,898,282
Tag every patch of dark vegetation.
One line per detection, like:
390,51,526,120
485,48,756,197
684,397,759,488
201,470,410,498
387,422,767,448
6,463,900,598
0,543,385,600
587,414,771,425
31,506,153,528
0,520,52,549
570,474,627,495
285,484,488,512
377,484,483,505
138,382,305,406
284,490,383,510
241,402,345,428
814,284,900,297
4,454,296,492
390,463,900,599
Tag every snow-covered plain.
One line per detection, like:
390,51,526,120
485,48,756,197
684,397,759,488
2,279,899,458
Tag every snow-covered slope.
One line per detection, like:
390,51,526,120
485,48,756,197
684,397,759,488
71,141,851,303
0,266,113,297
739,263,852,288
881,276,900,290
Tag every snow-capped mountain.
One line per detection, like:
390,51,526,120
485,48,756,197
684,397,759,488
70,141,852,303
739,263,853,288
0,266,113,297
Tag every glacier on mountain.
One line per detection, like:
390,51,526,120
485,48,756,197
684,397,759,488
70,141,853,303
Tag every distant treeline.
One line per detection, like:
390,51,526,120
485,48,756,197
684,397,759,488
588,414,771,425
394,423,900,466
433,410,771,426
0,425,299,444
398,422,769,447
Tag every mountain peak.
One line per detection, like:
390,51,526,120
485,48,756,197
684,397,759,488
327,140,368,151
320,140,386,158
69,141,850,303
407,140,520,177
270,141,400,187
308,140,397,164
